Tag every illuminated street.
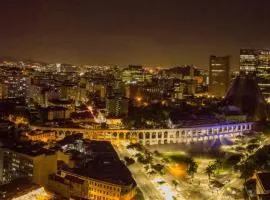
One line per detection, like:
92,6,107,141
116,145,164,200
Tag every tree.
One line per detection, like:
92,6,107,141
154,150,162,157
214,159,223,174
124,156,135,166
187,160,198,180
206,165,214,181
152,164,164,174
172,180,178,189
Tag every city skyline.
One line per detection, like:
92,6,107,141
1,0,270,68
1,1,270,199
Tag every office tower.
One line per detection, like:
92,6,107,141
240,49,257,73
209,55,230,97
172,82,184,100
256,49,270,102
106,96,129,117
240,48,270,102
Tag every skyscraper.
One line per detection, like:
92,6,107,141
256,49,270,102
209,55,230,97
106,96,129,117
240,49,257,73
240,48,270,102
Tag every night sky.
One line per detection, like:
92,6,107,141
1,0,270,68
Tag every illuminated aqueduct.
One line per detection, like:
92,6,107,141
32,122,253,145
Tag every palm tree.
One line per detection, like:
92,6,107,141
206,165,214,182
172,180,178,189
187,160,198,181
214,159,222,174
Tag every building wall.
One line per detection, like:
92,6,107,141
106,97,129,117
0,83,8,99
209,55,230,97
240,48,270,102
0,148,58,186
48,171,136,200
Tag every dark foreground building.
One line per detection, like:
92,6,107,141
224,74,268,121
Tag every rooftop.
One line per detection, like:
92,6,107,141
3,143,55,157
73,156,136,186
0,178,40,199
68,141,135,186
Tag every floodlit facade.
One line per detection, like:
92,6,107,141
48,171,136,200
34,122,253,145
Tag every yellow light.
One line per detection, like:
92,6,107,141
168,163,187,178
136,97,142,102
12,187,51,200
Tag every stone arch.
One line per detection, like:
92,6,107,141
66,131,71,136
71,131,77,135
164,131,168,137
145,132,150,139
175,131,180,138
126,132,131,140
139,132,144,139
131,132,138,139
119,132,124,139
58,130,65,137
113,132,117,139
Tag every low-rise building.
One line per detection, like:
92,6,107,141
24,130,56,142
48,141,137,200
41,106,70,121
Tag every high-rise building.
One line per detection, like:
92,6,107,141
106,96,129,117
0,145,59,185
122,65,152,84
0,83,8,99
172,82,184,100
209,55,230,97
240,49,257,73
256,49,270,102
240,49,270,102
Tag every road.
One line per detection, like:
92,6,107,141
129,163,164,200
115,145,164,200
